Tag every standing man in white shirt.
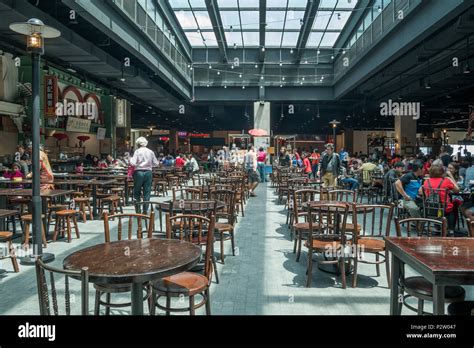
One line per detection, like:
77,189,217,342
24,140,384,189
244,144,259,197
129,137,158,214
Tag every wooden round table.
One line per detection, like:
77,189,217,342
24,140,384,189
63,239,201,315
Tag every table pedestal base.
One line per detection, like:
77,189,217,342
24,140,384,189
317,263,354,276
20,252,55,265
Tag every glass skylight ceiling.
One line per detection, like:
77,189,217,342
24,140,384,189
168,0,358,48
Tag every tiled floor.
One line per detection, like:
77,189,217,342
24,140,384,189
0,182,472,315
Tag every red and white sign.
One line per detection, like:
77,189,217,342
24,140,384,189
44,75,58,117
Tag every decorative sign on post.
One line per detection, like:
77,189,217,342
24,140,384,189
44,76,58,117
97,127,106,140
66,117,91,133
116,99,126,127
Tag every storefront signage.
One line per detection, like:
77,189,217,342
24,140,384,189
66,117,91,133
178,131,188,137
189,133,210,138
155,129,170,135
44,75,58,117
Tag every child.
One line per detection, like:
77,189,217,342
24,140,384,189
75,161,84,174
4,163,25,188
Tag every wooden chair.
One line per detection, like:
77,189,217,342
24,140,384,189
328,189,357,203
36,257,89,315
394,217,466,315
0,231,19,272
466,218,474,237
291,189,319,262
99,195,124,215
74,196,93,222
351,204,395,288
151,214,215,315
210,189,236,263
94,212,154,315
133,201,164,237
305,202,350,288
52,210,80,243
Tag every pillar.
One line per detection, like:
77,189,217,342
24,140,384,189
394,116,417,155
253,101,271,153
169,129,178,155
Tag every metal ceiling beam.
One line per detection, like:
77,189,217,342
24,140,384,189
295,0,320,63
205,0,228,63
259,0,267,62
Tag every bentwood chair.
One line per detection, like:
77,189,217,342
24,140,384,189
291,189,319,262
210,189,237,263
394,217,465,315
0,231,19,272
151,214,216,315
36,257,89,315
305,202,350,288
351,204,394,288
94,212,154,315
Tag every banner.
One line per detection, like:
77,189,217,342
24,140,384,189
44,75,58,117
97,127,106,140
66,117,91,133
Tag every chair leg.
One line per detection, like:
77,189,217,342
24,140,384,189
306,249,313,287
220,237,225,263
293,230,298,253
8,240,19,272
41,223,47,248
73,216,80,239
166,294,171,316
52,217,60,241
105,293,111,315
23,223,30,248
352,253,358,288
66,216,72,243
230,229,235,256
189,295,195,315
87,202,93,220
296,235,302,262
340,257,347,289
385,250,391,288
80,203,86,222
205,289,211,315
417,299,424,315
94,291,101,315
375,253,380,277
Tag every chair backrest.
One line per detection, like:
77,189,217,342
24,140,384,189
329,189,357,203
103,212,154,242
306,202,350,245
36,257,89,315
210,189,236,218
394,217,447,237
352,204,395,239
172,187,202,201
166,214,216,280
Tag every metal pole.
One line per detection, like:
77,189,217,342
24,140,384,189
31,52,43,257
333,127,337,151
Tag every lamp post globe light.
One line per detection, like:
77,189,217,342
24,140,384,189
329,119,340,150
10,19,60,264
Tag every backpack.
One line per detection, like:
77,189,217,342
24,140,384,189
425,178,445,218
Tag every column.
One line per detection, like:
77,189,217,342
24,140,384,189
394,116,417,155
169,129,178,154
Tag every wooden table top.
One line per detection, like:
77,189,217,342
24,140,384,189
384,237,474,275
63,239,201,284
0,189,74,197
54,173,127,180
0,209,19,218
0,179,117,186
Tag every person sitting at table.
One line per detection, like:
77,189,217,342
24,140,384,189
175,153,187,168
106,154,126,168
339,162,359,191
91,156,100,168
383,162,404,200
26,147,54,191
421,164,459,234
395,162,424,218
75,161,84,174
187,153,199,174
98,158,108,169
4,162,25,188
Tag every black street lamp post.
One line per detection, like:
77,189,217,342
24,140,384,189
329,119,340,150
10,19,60,264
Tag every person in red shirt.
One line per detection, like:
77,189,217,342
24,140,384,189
309,149,320,179
256,147,267,183
421,164,459,233
423,157,433,175
175,154,187,168
303,152,312,178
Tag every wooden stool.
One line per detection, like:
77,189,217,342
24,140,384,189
72,191,85,198
99,196,123,215
52,210,80,243
21,214,47,248
47,204,69,227
154,180,168,196
74,197,93,222
0,231,19,272
111,187,125,201
9,197,30,215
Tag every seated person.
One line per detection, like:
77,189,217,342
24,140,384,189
339,163,359,191
75,161,84,174
4,163,25,188
395,162,424,218
421,165,459,233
